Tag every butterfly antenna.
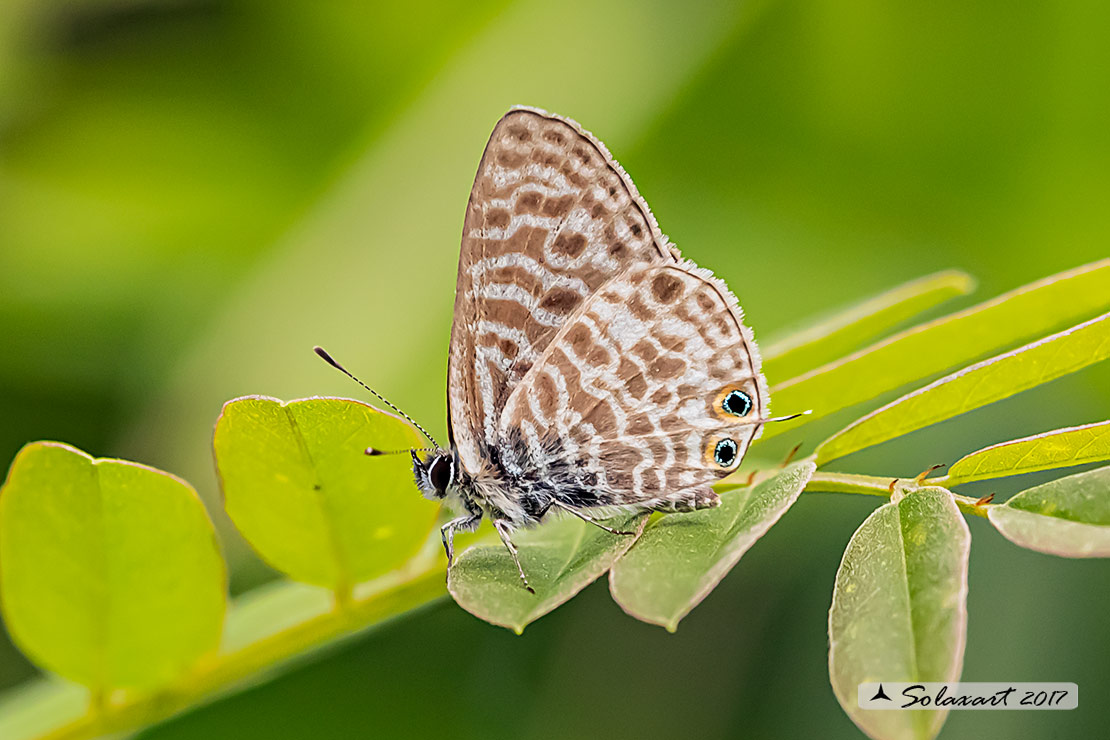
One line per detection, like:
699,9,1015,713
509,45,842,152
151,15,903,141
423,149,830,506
366,446,435,457
313,346,440,449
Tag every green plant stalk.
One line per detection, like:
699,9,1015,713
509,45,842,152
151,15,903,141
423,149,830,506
12,472,991,740
805,471,990,518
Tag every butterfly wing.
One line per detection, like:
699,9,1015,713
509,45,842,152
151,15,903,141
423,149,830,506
497,260,769,512
448,107,676,474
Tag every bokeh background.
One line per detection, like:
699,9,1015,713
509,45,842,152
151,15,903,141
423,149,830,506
2,1,1109,738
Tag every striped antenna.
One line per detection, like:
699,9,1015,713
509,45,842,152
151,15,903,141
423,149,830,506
313,346,440,449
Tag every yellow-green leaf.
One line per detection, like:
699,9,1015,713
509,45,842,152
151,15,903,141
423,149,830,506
817,312,1110,464
214,396,438,591
0,442,226,690
988,466,1110,557
762,270,974,384
763,259,1110,442
934,420,1110,487
448,514,646,634
609,461,815,631
829,486,969,740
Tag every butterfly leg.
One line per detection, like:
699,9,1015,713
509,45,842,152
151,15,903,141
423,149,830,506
493,519,535,594
549,500,635,535
441,514,481,569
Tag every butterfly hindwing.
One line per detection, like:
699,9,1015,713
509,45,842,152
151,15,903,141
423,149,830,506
497,261,769,512
447,107,676,474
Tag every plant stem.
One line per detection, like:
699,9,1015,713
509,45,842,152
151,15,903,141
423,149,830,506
333,580,355,613
86,689,106,717
804,471,990,518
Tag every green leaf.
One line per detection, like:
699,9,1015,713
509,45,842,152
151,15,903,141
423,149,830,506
987,466,1110,557
763,259,1110,442
609,461,815,631
816,312,1110,464
448,514,646,634
762,270,975,384
935,420,1110,487
0,442,226,691
829,486,970,740
214,396,438,591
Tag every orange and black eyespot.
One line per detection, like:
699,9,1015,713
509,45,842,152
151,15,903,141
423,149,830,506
713,438,739,467
713,386,754,419
723,389,753,417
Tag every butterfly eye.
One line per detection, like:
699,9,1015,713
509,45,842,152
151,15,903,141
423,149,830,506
428,455,454,492
723,389,753,417
713,439,738,467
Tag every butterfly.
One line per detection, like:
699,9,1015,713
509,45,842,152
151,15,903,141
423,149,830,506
322,107,779,593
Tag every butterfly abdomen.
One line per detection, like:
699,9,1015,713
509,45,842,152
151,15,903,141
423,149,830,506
456,426,623,527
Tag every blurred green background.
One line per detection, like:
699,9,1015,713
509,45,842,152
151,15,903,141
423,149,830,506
2,0,1108,738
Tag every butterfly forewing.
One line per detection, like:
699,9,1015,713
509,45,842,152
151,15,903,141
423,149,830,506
498,261,769,511
448,107,676,474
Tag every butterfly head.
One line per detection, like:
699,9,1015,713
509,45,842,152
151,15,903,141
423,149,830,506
412,449,455,500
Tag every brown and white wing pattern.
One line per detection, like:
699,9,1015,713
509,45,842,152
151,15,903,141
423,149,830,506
447,107,676,474
497,261,769,512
